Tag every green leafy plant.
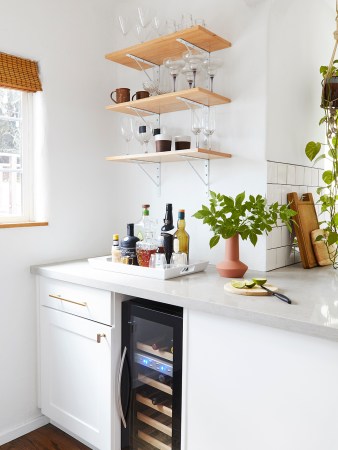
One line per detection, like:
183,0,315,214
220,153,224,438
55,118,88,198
193,191,297,249
305,63,338,268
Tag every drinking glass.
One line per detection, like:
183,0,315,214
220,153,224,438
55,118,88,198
134,120,152,153
136,24,147,43
183,50,204,88
181,65,194,89
191,108,202,148
118,15,130,36
202,108,216,150
202,57,224,92
137,6,152,28
121,117,134,154
152,16,165,36
170,252,187,267
164,57,185,92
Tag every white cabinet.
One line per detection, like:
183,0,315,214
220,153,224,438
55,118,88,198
38,277,124,450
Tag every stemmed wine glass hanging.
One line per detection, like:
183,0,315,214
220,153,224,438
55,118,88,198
202,57,224,92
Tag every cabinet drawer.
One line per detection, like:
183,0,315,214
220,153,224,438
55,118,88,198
39,277,113,326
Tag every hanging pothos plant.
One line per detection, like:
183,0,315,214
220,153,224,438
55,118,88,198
305,61,338,268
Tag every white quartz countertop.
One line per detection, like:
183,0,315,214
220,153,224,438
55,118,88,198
31,259,338,342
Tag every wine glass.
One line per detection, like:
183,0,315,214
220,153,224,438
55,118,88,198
202,108,216,150
191,108,202,148
137,6,152,28
121,117,134,154
183,50,204,88
164,57,185,92
118,15,130,36
202,57,224,92
181,65,194,89
134,119,152,153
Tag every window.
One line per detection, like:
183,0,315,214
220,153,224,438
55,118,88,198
0,51,45,227
0,87,32,222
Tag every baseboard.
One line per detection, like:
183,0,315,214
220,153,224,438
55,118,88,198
0,415,50,445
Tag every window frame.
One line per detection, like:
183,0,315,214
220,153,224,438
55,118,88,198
0,89,34,224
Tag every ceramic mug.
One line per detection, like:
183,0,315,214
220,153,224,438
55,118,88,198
110,88,130,104
132,90,150,101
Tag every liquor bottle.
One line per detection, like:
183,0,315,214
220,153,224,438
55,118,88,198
174,209,190,263
111,234,121,263
134,204,154,241
120,224,140,265
161,203,175,264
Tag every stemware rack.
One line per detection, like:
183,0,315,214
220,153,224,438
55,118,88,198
105,25,232,194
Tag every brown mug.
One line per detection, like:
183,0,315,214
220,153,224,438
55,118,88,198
110,88,130,104
132,90,150,101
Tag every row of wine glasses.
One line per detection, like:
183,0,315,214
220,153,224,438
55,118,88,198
120,107,216,154
118,9,206,42
191,108,216,150
164,52,223,92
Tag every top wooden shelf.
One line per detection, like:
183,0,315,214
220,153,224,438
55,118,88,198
105,26,231,70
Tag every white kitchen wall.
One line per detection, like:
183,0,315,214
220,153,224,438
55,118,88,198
0,0,334,444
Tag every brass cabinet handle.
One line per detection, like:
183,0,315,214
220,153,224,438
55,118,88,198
49,294,87,307
96,333,106,343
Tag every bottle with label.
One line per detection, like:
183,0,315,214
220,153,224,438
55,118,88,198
135,204,154,241
120,224,140,265
174,209,190,263
161,203,175,264
111,234,121,263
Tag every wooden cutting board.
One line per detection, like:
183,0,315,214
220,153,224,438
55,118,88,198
287,192,319,269
224,283,278,296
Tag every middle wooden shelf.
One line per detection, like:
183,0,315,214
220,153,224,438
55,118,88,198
106,148,232,163
106,87,230,116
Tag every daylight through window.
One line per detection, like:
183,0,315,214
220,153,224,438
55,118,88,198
0,87,31,222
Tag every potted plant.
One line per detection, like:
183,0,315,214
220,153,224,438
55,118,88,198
193,191,296,278
305,62,338,268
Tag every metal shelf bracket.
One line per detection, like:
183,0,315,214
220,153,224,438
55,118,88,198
136,162,161,196
181,156,210,195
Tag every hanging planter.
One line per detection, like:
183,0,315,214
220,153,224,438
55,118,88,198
320,62,338,109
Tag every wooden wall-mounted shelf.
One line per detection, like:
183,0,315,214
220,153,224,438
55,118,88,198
106,148,232,163
105,26,231,70
106,87,230,116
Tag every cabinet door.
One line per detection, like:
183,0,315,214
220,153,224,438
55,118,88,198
40,307,112,450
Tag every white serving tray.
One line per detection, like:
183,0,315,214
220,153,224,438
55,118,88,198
88,256,209,280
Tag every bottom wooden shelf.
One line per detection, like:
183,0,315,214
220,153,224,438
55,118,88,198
106,148,232,163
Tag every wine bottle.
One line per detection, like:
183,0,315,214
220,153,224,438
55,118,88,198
161,203,174,264
151,393,172,407
120,224,140,265
173,209,190,263
158,373,173,388
151,336,172,351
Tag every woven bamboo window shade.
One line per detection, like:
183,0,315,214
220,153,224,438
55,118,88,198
0,52,42,92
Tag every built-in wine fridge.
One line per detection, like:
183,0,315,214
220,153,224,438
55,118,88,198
120,299,183,450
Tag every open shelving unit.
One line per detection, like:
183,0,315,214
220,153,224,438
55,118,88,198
105,26,232,194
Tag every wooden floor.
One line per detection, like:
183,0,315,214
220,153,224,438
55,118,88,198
1,424,90,450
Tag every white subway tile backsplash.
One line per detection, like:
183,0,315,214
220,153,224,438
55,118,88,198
295,166,304,185
281,226,291,246
267,161,278,183
311,168,318,187
266,248,277,271
277,163,287,184
276,247,287,268
304,167,312,186
266,161,321,271
267,184,282,205
286,165,296,185
267,226,282,249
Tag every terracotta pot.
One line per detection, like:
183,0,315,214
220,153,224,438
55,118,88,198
216,234,248,278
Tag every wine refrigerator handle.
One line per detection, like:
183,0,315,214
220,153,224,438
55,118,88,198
118,346,127,429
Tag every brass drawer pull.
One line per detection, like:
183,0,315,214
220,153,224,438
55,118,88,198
49,294,87,307
97,333,106,343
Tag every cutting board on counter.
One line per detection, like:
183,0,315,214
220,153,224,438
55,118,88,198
224,283,278,296
287,192,319,269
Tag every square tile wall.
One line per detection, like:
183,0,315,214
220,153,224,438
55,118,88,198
266,161,324,271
